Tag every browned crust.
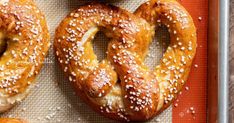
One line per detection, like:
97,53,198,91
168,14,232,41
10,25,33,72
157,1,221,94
0,118,27,123
54,0,196,121
134,0,197,118
0,0,50,111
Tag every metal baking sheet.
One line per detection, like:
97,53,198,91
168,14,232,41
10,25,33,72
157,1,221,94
208,0,229,122
219,0,229,122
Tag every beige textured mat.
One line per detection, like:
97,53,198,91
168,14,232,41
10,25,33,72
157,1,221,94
0,0,172,122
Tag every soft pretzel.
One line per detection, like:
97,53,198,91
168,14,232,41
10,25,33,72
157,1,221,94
0,0,50,112
134,0,197,118
54,0,196,121
0,118,27,123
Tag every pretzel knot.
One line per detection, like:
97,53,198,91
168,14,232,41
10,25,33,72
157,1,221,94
0,0,50,112
54,0,197,121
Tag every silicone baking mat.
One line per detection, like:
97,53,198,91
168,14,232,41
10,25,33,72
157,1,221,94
0,0,208,123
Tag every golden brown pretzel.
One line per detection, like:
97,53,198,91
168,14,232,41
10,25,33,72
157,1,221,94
54,0,196,121
134,0,197,118
0,118,27,123
0,0,50,112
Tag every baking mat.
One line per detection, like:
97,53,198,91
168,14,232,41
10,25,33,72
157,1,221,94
172,0,208,123
0,0,208,123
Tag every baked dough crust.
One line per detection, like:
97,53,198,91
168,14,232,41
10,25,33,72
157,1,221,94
0,118,27,123
54,0,196,121
0,0,50,112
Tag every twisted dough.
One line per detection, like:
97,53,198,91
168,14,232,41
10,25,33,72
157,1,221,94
0,0,50,112
134,0,197,119
54,0,196,121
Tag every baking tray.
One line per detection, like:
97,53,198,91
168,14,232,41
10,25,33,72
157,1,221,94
208,0,229,123
0,0,229,122
219,0,230,122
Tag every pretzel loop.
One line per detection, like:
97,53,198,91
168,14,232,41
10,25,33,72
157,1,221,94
54,0,196,121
